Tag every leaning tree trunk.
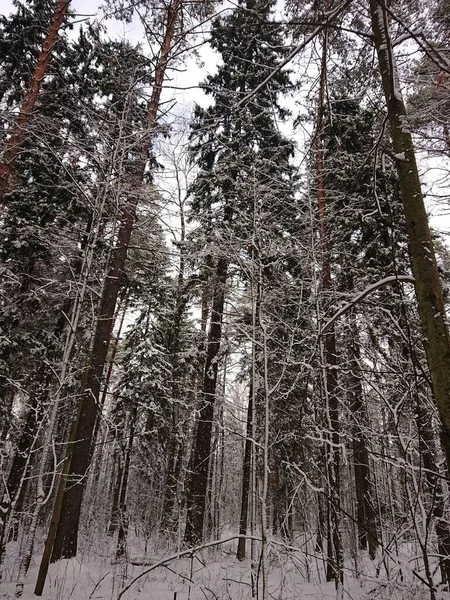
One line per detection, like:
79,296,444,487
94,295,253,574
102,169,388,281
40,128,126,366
369,0,450,472
34,0,183,591
0,0,71,202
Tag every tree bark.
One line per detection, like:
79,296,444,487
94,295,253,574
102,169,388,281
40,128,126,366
116,405,137,559
416,400,450,584
369,0,450,472
161,291,189,529
0,0,71,203
315,22,342,587
49,205,137,562
347,325,378,559
108,451,123,536
35,0,183,585
237,390,253,561
184,257,228,546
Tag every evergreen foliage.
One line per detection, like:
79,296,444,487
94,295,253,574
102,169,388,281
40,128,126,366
1,0,450,596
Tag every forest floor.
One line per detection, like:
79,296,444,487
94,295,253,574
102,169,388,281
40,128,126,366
2,535,450,600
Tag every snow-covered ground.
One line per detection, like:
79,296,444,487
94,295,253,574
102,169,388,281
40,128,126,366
2,535,450,600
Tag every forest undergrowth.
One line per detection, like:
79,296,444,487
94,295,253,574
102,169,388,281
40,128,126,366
1,533,449,600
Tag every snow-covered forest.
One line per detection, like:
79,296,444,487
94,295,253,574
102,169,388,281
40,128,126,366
1,0,450,598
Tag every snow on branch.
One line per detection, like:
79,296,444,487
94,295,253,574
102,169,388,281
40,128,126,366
117,535,264,599
234,0,353,109
320,275,415,334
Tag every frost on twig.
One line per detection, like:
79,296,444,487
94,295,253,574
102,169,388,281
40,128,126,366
321,275,415,334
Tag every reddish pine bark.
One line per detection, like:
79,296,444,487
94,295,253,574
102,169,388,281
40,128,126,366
35,0,183,591
0,0,71,202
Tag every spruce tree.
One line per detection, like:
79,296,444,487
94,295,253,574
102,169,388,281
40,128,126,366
184,0,296,546
321,97,406,560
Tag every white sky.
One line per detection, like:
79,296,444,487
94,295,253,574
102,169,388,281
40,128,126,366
2,0,100,17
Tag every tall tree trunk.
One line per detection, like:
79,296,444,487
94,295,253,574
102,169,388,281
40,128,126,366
83,293,128,533
116,405,137,559
347,323,378,559
99,291,129,411
315,20,342,588
184,257,228,546
34,0,183,588
161,169,190,531
416,399,450,584
369,0,450,471
214,394,225,539
160,421,180,530
170,279,211,528
0,396,40,566
108,451,123,537
161,292,189,529
0,0,71,203
48,212,135,563
237,390,253,560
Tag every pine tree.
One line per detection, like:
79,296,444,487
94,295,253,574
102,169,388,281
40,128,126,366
36,1,186,581
0,0,71,201
369,0,450,476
